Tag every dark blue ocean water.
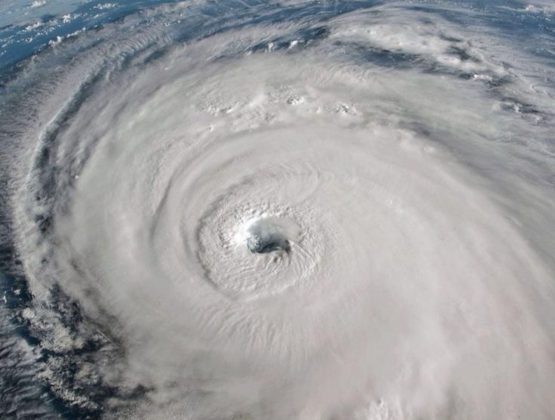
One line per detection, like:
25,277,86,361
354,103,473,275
1,0,554,76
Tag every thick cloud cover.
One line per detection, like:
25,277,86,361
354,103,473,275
1,1,554,418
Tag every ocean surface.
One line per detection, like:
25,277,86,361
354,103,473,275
1,0,554,418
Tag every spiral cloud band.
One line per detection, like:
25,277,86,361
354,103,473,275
1,0,555,418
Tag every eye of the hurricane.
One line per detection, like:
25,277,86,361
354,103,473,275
246,218,291,254
198,212,312,299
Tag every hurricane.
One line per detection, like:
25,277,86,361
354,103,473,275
1,0,555,418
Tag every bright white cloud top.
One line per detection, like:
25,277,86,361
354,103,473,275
1,1,554,418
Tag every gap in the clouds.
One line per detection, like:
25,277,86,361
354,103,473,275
246,218,291,255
